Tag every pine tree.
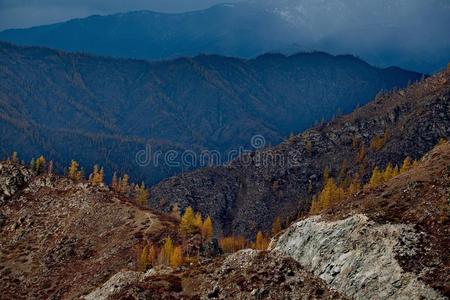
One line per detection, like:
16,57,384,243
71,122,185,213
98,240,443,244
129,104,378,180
158,237,174,265
170,246,183,267
369,167,384,188
148,244,157,266
201,216,213,241
400,157,412,173
219,236,247,253
194,212,203,230
111,172,118,191
255,231,268,250
30,158,36,171
179,206,197,237
383,163,394,181
139,244,149,270
121,174,129,193
35,155,46,174
68,160,82,181
135,182,149,206
90,165,104,185
271,216,282,236
11,152,18,163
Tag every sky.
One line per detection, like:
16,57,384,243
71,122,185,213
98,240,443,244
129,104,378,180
0,0,242,30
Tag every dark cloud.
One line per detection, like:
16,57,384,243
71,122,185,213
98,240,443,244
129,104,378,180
0,0,242,30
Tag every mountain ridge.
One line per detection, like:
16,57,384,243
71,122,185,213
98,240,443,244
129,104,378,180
0,41,421,184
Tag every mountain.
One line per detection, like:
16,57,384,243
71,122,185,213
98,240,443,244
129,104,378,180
1,0,449,73
148,68,450,238
0,42,422,184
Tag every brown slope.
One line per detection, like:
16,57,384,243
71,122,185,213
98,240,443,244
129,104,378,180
318,141,450,296
0,162,178,299
148,69,450,238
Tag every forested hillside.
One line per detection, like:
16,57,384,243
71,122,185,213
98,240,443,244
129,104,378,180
0,42,422,184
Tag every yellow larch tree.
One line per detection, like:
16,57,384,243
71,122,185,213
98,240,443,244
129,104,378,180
158,237,174,265
201,216,213,241
368,167,384,188
135,182,149,206
68,160,82,181
271,216,282,236
194,212,203,230
170,246,183,267
400,157,412,173
179,207,197,237
254,231,269,250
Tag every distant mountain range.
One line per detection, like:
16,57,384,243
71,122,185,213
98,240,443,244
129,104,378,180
0,0,449,73
0,42,422,184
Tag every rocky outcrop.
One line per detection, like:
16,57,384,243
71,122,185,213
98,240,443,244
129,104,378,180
272,214,444,300
85,249,343,300
0,162,32,203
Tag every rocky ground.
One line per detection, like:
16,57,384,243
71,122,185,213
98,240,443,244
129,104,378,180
85,250,343,300
0,162,178,299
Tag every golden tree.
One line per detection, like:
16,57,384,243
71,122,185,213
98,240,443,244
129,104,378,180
179,207,197,237
271,216,282,236
201,216,213,241
400,157,412,173
194,212,203,229
170,246,183,267
121,174,129,193
90,165,104,185
158,237,174,265
11,151,18,163
68,160,82,181
368,167,384,188
139,244,150,270
219,236,247,253
382,163,394,181
148,243,157,266
35,155,46,174
255,231,269,250
135,182,149,206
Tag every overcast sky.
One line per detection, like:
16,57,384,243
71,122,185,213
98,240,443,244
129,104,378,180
0,0,242,30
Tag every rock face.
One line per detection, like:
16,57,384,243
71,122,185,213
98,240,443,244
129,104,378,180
272,214,444,300
0,162,32,202
149,69,450,238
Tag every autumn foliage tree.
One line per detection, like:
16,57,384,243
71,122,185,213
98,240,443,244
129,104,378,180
254,231,269,250
68,160,82,181
135,182,149,206
90,164,104,185
271,217,282,236
170,246,183,267
219,236,247,253
201,216,213,241
158,237,174,265
179,207,197,237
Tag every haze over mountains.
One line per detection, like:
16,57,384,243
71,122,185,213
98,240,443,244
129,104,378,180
1,0,449,73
